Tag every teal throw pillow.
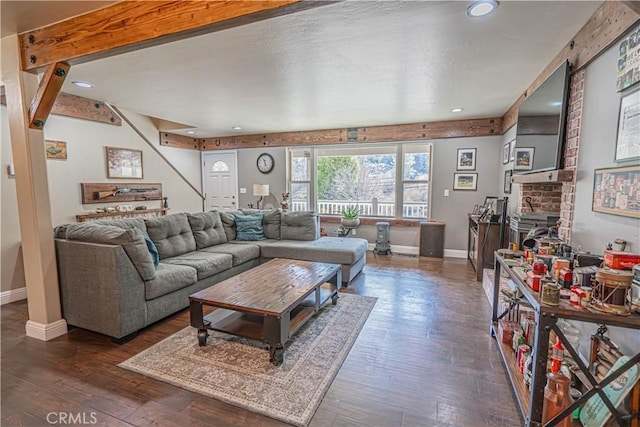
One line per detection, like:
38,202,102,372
234,213,265,241
135,227,159,268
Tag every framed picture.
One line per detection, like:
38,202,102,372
614,84,640,162
592,165,640,218
514,147,535,170
106,146,143,179
509,139,516,161
504,170,512,194
456,148,476,170
502,142,510,164
453,173,477,191
45,140,67,160
616,25,640,92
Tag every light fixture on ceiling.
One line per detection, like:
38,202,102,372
451,107,464,113
186,130,195,134
466,1,498,18
549,101,563,107
72,81,94,88
232,126,242,130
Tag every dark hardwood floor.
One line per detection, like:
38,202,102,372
1,254,523,427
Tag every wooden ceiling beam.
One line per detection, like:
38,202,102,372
502,1,640,132
28,62,69,129
19,1,331,72
160,132,204,150
2,92,122,126
195,117,503,151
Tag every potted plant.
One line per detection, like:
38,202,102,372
340,205,361,228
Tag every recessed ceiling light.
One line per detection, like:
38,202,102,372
451,108,464,113
232,126,242,130
72,81,94,88
186,130,195,134
466,1,498,18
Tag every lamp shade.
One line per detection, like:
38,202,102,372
253,184,270,197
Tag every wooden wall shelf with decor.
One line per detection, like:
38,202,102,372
80,182,162,204
76,208,168,222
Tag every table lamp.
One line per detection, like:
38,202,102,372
253,184,269,209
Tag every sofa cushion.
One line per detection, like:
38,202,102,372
145,213,196,259
199,243,260,266
94,218,148,234
64,223,156,281
234,213,266,241
187,211,228,249
241,209,281,240
260,237,368,265
144,263,197,300
220,211,239,241
161,251,232,280
280,211,319,241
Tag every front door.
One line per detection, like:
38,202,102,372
202,152,238,211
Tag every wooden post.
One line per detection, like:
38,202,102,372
1,35,67,340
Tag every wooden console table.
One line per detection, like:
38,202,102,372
468,214,502,281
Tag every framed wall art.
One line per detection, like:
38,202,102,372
457,148,476,170
616,25,640,92
502,142,510,164
504,170,512,194
45,140,67,160
615,84,640,162
509,139,516,161
453,173,477,191
514,147,535,170
106,146,143,179
592,165,640,219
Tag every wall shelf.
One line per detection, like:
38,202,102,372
76,208,168,222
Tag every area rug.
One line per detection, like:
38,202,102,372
119,293,376,426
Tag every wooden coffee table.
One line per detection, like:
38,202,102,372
189,258,342,365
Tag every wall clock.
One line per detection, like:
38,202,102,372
257,153,274,174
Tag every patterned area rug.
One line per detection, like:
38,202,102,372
119,293,376,426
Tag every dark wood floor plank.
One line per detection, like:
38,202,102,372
1,254,523,426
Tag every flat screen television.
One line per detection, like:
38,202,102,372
514,60,570,173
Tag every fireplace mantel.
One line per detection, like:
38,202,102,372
511,169,574,184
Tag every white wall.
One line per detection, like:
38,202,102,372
0,106,203,293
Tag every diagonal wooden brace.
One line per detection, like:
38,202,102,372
28,61,70,129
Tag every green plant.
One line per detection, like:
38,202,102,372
340,205,361,218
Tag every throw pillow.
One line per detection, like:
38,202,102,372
234,213,266,241
135,227,159,268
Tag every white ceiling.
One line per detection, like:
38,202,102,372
4,1,604,138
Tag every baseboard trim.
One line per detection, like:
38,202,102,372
25,319,68,341
444,249,467,259
0,287,27,305
367,245,467,258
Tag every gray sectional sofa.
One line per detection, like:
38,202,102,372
54,210,368,339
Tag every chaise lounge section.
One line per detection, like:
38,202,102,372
54,210,368,339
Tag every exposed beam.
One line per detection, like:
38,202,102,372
160,132,204,150
622,1,640,15
53,93,122,126
19,1,332,72
28,62,69,129
502,1,640,132
2,92,122,126
195,118,503,151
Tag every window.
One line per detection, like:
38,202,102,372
288,143,431,219
211,160,229,172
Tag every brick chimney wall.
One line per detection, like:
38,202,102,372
517,69,585,244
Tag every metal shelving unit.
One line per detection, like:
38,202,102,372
491,254,640,427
